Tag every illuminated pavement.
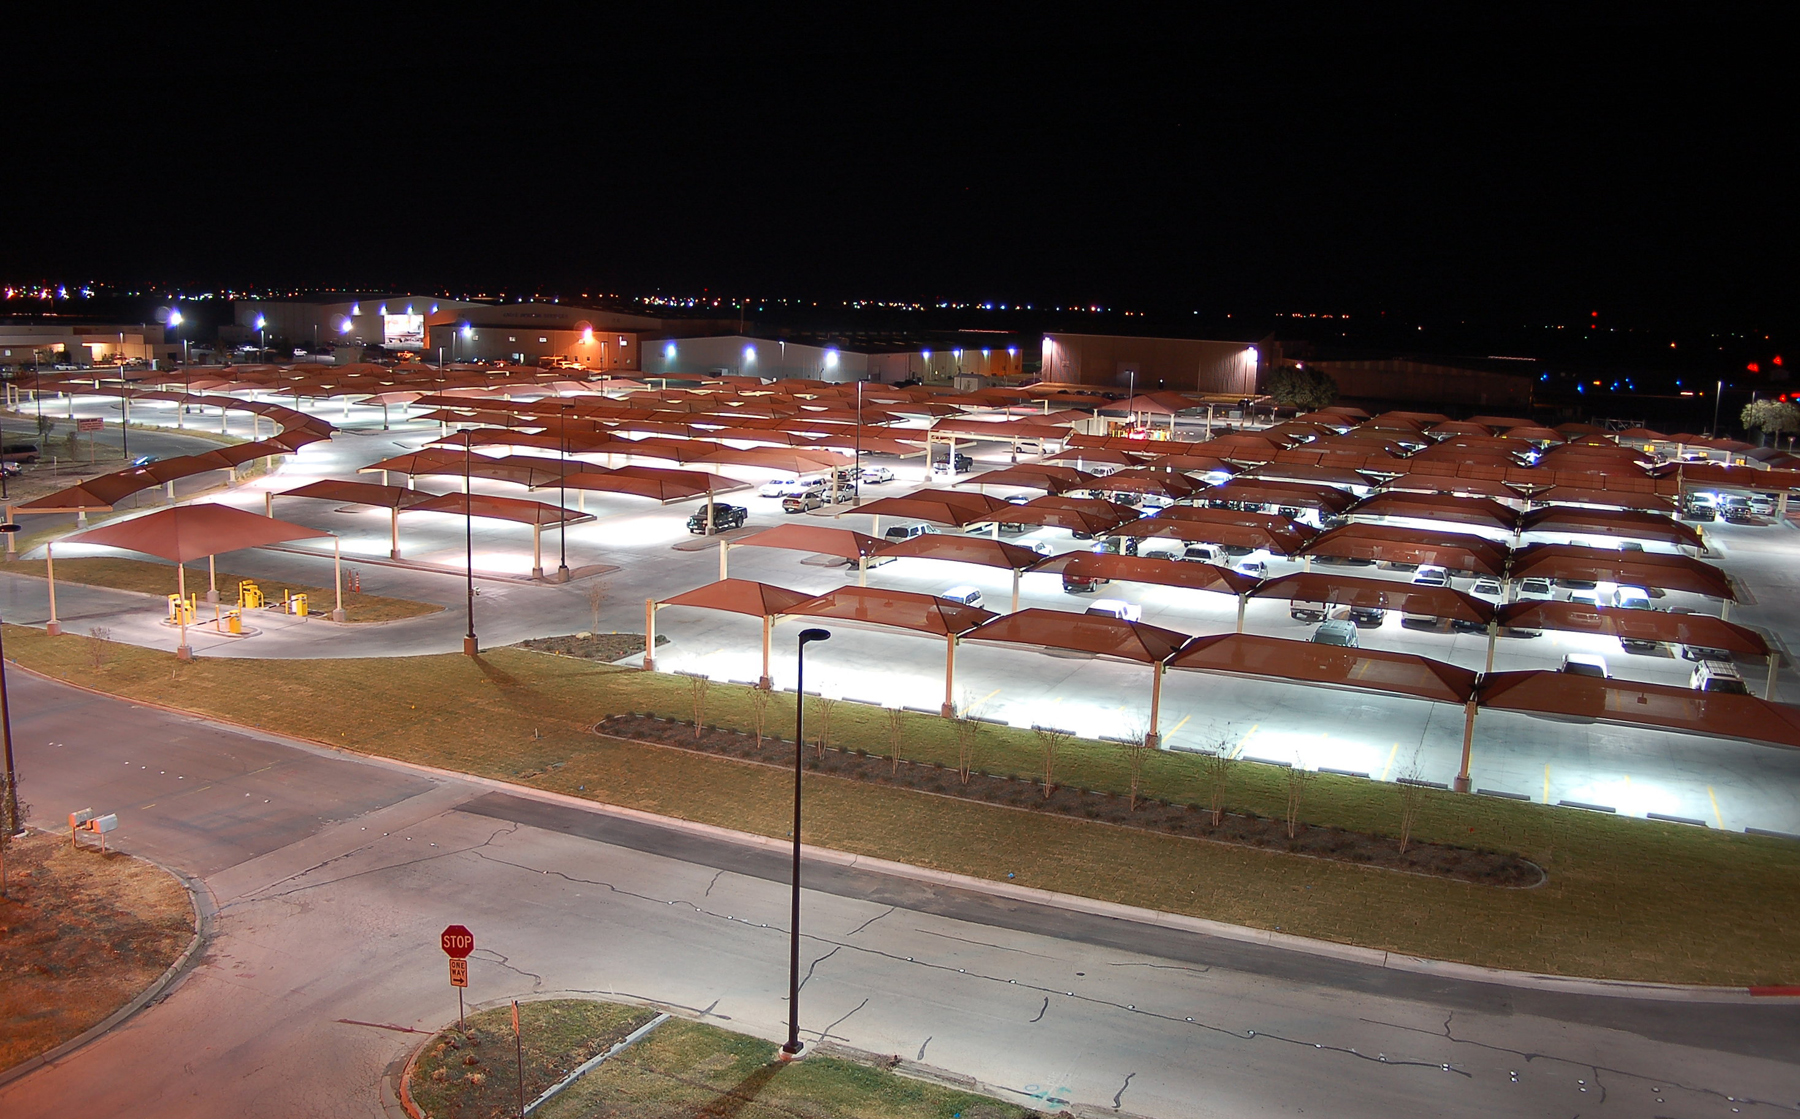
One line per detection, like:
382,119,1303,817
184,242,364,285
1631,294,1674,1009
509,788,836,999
3,672,1796,1119
7,397,1800,835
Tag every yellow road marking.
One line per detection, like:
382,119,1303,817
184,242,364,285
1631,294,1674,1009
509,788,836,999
1708,785,1724,829
1233,723,1259,759
1165,714,1192,744
1543,764,1552,804
1380,743,1399,782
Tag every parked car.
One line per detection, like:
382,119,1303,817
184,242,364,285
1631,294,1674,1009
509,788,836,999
687,503,747,534
1471,577,1503,600
1290,600,1328,623
1691,659,1749,693
883,523,935,542
1516,576,1555,602
1085,598,1142,622
781,492,825,513
1347,605,1385,626
1560,653,1610,679
1681,643,1734,663
1612,586,1653,610
1182,543,1225,565
1091,537,1140,556
758,475,803,498
1411,565,1450,588
1311,619,1360,647
940,585,984,607
1234,558,1268,579
1063,572,1105,593
860,466,895,485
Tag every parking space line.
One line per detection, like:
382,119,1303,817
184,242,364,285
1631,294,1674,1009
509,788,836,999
1164,714,1192,745
1380,743,1399,781
1543,764,1551,804
1708,785,1724,829
1232,724,1258,759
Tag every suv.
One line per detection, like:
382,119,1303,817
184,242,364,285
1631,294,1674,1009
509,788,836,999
883,523,935,542
1516,577,1555,602
1085,599,1143,622
1311,620,1359,647
1411,565,1450,588
1560,653,1610,679
930,453,975,475
1691,660,1749,693
687,503,748,534
1182,542,1225,565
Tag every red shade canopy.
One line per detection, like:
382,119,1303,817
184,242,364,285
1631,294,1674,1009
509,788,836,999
64,502,331,562
1479,671,1800,749
1497,601,1769,655
877,533,1046,570
734,524,884,560
1169,633,1478,705
784,585,998,636
962,608,1190,664
1251,571,1496,624
277,480,443,509
659,578,815,618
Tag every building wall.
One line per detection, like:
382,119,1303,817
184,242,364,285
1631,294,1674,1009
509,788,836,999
427,323,640,371
641,336,1027,384
0,324,172,368
1305,359,1534,408
1040,333,1262,394
233,296,483,350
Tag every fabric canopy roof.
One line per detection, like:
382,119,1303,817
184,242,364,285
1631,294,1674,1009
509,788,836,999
1497,601,1769,654
1044,551,1257,595
734,524,884,560
64,502,331,562
1519,506,1702,547
1168,633,1478,705
1080,467,1201,498
659,578,815,618
1003,495,1137,534
1116,513,1313,556
853,492,1008,526
1199,478,1358,513
555,465,733,501
1379,473,1527,502
876,533,1045,570
405,493,592,526
1251,571,1497,624
277,480,443,509
1509,544,1734,600
962,608,1190,664
692,445,846,472
783,585,998,636
962,464,1099,492
1531,486,1678,512
361,448,472,477
1303,524,1509,576
1347,491,1518,532
1478,671,1800,749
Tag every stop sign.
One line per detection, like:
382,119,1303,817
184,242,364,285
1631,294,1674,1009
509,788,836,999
440,925,474,959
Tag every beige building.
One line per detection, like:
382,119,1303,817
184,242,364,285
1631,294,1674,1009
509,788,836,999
1040,333,1264,394
0,322,174,368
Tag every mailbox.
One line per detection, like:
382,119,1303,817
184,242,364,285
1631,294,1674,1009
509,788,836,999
89,814,118,833
69,807,96,829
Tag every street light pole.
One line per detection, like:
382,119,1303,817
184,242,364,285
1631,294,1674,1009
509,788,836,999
463,437,478,656
782,627,832,1058
1713,378,1726,439
557,400,570,581
0,611,20,837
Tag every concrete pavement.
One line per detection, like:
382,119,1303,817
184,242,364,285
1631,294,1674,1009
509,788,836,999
3,670,1797,1118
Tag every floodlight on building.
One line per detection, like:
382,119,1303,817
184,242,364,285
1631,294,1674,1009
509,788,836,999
351,302,361,316
664,342,678,360
168,310,184,327
431,303,439,313
338,317,351,334
922,349,932,360
824,349,840,369
1008,346,1018,357
982,348,990,357
460,324,473,338
744,345,756,364
581,326,595,343
378,303,388,315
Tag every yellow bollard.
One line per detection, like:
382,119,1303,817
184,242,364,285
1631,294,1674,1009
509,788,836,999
238,580,264,610
292,593,308,618
227,609,242,635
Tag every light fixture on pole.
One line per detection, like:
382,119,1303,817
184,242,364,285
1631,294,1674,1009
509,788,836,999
1713,378,1726,438
782,626,832,1059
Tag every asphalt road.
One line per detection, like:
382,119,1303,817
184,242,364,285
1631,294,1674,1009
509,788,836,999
2,670,1796,1118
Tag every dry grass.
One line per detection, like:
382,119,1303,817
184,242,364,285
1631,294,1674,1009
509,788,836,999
6,623,1800,985
15,557,441,623
0,830,195,1071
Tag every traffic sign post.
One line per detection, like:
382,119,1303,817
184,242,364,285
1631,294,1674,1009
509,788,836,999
441,924,474,1029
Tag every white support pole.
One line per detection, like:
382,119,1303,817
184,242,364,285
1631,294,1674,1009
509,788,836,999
942,635,957,717
4,506,13,556
207,554,218,603
1011,568,1021,612
1145,662,1164,748
1766,653,1781,701
858,554,869,586
332,537,345,622
532,523,544,579
719,540,730,581
176,563,192,661
643,599,657,671
45,542,61,636
761,615,773,689
1236,593,1247,633
265,491,273,517
1485,620,1498,673
1455,699,1477,793
390,507,401,559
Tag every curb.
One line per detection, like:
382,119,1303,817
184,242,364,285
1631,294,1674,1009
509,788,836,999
0,845,215,1088
5,659,1782,1004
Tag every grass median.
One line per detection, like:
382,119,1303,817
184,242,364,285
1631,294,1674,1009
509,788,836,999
7,624,1799,986
13,557,441,623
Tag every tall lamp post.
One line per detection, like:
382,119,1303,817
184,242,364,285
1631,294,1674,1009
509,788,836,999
1712,378,1726,439
557,400,570,582
463,436,478,656
0,605,20,837
782,627,832,1058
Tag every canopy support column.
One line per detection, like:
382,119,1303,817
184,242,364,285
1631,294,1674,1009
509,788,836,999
1484,620,1498,673
760,615,774,690
390,507,402,559
1010,568,1021,613
531,523,544,580
220,405,229,435
1236,593,1247,633
165,481,175,502
857,555,868,587
1303,554,1313,573
1455,699,1476,793
1721,599,1732,621
1766,653,1781,701
4,507,13,556
941,635,957,717
870,514,881,539
1145,662,1164,749
719,540,730,581
264,491,273,517
643,599,658,672
176,563,192,661
45,542,60,636
331,537,345,622
207,555,218,603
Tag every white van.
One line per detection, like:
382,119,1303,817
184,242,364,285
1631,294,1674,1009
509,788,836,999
1691,660,1748,693
1561,653,1610,679
1085,599,1142,622
941,585,984,607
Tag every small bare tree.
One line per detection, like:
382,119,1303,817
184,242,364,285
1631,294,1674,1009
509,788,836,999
746,686,773,745
884,706,905,775
951,714,984,785
1283,764,1315,839
812,697,839,757
1395,752,1428,854
1198,728,1235,826
86,626,113,672
0,773,26,896
1032,725,1074,798
584,580,609,634
684,672,711,738
1115,720,1153,811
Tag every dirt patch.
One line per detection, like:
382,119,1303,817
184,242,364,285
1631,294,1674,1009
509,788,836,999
0,830,196,1072
12,557,442,624
515,633,667,662
599,714,1544,888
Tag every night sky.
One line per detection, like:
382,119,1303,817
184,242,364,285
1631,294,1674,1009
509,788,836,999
9,14,1790,333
